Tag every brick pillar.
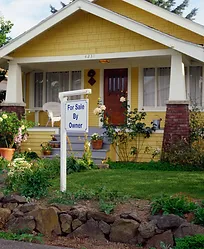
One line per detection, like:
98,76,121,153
0,103,25,119
162,101,190,151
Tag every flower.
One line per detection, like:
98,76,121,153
100,105,106,111
120,96,126,102
91,133,103,141
93,107,102,115
0,112,34,148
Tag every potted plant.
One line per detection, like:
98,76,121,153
91,133,103,150
41,142,52,155
0,112,34,161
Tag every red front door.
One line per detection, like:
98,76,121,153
104,68,128,125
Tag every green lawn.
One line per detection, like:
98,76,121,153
51,169,204,199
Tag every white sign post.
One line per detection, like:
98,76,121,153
59,89,92,192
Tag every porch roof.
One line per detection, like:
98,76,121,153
0,0,203,62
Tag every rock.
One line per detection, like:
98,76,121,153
99,220,111,235
51,204,71,212
69,218,106,241
69,206,87,222
145,230,174,249
72,219,83,231
110,218,139,243
120,212,142,223
59,213,72,234
0,208,11,229
3,202,18,211
87,211,115,224
151,214,185,230
2,195,27,204
0,192,4,201
19,203,38,213
13,210,24,218
174,222,204,238
138,221,156,239
6,216,35,233
30,207,61,237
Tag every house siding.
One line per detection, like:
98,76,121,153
97,0,204,45
10,10,166,58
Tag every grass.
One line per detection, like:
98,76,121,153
51,169,204,199
0,231,43,243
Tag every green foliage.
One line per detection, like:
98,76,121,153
6,158,51,198
67,155,91,174
99,199,115,214
145,0,198,20
175,235,204,249
94,97,155,162
0,112,34,148
108,161,203,172
13,151,39,161
82,134,93,168
151,195,198,217
0,156,9,171
0,231,43,243
161,139,204,170
194,207,204,226
0,17,13,47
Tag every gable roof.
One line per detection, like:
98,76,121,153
123,0,204,37
0,0,203,62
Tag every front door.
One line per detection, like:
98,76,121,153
104,68,128,125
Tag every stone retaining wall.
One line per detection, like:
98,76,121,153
0,194,204,249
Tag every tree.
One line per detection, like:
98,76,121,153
146,0,198,20
0,16,13,47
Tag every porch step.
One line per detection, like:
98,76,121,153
44,127,110,164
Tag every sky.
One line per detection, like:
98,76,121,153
0,0,204,39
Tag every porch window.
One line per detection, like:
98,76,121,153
189,66,203,106
34,72,43,108
46,72,69,102
143,67,170,107
33,70,82,107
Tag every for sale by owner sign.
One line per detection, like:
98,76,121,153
65,99,89,133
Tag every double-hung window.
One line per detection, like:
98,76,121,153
189,66,203,106
33,71,82,108
143,67,170,108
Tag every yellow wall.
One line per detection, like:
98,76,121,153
84,69,100,126
97,0,204,45
21,131,54,155
11,10,166,58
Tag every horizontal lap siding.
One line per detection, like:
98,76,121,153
21,131,54,155
11,10,166,58
97,0,204,45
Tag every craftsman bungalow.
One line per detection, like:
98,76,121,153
0,0,203,160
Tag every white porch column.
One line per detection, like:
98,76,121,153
5,62,24,104
169,53,186,101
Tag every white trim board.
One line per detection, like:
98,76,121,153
0,0,203,62
123,0,204,37
16,49,174,64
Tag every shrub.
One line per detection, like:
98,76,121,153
151,195,198,217
0,156,8,171
162,139,204,170
175,235,204,249
194,207,204,226
6,158,51,199
67,156,91,174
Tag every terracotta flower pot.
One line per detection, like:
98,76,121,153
43,150,52,156
91,140,103,150
0,148,15,161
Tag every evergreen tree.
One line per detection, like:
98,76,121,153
146,0,198,20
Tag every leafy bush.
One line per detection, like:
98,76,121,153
0,156,8,171
151,195,198,217
194,207,204,226
175,235,204,249
99,199,115,214
161,140,204,170
6,158,51,199
67,156,91,174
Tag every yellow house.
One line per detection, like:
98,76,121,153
0,0,203,161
